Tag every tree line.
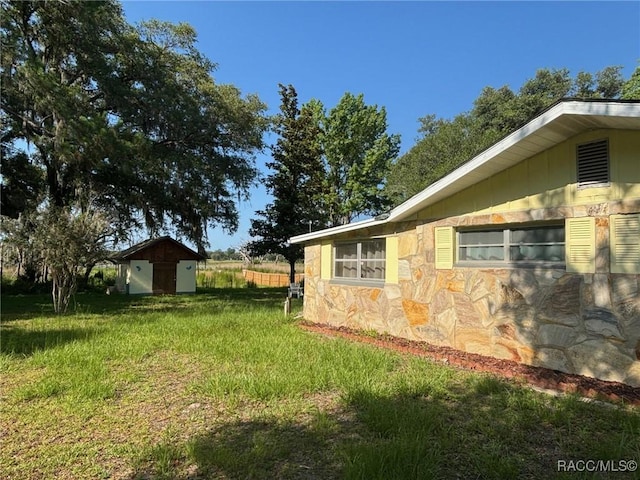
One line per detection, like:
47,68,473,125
1,0,638,310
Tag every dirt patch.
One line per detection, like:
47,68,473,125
299,321,640,406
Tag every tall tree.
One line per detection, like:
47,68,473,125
323,93,400,226
0,135,44,219
1,0,267,311
621,65,640,99
249,84,324,282
1,1,267,250
385,113,480,205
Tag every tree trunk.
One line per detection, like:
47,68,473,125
80,262,96,290
289,258,296,284
51,269,78,314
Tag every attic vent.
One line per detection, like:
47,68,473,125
577,139,609,187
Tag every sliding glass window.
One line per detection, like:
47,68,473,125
457,225,565,266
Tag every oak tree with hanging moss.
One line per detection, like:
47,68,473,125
1,0,268,311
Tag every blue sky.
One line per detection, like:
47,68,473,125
122,1,640,252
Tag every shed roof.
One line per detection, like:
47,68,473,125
290,98,640,244
113,236,206,262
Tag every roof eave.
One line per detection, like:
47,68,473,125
114,236,206,261
289,217,387,244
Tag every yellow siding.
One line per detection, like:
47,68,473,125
320,242,332,280
613,130,640,198
454,184,475,215
417,129,640,220
385,236,399,284
528,150,550,208
507,161,529,211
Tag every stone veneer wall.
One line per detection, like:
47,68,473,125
303,200,640,387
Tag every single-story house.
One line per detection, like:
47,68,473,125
291,99,640,387
113,236,205,294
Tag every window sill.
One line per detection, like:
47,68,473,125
329,278,386,288
454,261,566,270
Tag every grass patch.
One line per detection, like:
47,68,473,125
1,289,638,479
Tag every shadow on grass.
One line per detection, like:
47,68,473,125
130,416,342,480
189,419,339,479
0,287,292,321
0,292,136,321
128,374,640,480
1,287,296,358
0,324,100,356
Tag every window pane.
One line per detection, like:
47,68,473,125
459,230,503,245
362,240,385,259
334,240,385,281
335,244,357,260
459,246,504,261
510,226,564,243
510,245,564,262
362,260,385,279
335,261,357,278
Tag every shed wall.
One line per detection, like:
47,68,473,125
176,260,197,293
129,260,153,294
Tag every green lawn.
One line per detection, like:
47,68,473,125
1,289,638,479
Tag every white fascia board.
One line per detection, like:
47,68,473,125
289,217,387,244
561,100,640,117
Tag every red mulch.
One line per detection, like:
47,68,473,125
299,321,640,406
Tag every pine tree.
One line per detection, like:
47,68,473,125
249,84,324,282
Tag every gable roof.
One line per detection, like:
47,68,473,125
290,99,640,244
113,236,206,261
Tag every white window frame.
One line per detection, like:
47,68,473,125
333,239,386,284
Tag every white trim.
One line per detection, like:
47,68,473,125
289,100,640,245
290,217,387,244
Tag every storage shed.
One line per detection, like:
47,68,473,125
113,236,205,294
